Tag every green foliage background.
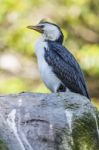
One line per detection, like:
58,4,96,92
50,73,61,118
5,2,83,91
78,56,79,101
0,0,99,107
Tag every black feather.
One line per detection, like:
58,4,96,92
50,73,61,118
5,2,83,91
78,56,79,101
44,41,90,100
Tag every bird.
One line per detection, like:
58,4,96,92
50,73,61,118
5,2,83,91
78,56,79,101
27,19,90,99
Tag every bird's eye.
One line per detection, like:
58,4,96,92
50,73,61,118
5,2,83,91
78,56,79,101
39,25,44,28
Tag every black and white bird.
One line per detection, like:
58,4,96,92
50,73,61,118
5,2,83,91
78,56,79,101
27,20,90,99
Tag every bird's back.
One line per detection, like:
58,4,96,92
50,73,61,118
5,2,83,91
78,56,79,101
45,41,90,99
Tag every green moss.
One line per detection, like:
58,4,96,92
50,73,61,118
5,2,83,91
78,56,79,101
0,140,9,150
72,113,99,150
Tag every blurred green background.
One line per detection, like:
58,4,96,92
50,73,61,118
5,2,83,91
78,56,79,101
0,0,99,108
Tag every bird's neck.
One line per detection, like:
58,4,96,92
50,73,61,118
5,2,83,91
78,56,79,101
35,36,47,56
41,34,63,44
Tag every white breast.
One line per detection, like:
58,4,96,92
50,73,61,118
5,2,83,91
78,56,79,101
35,37,61,92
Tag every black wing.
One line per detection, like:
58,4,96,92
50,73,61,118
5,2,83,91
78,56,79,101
44,41,90,99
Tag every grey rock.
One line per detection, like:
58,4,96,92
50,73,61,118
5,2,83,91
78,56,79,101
0,91,99,150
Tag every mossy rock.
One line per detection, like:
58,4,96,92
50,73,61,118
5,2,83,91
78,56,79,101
0,140,9,150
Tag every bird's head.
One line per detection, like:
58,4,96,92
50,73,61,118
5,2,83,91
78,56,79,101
27,19,64,43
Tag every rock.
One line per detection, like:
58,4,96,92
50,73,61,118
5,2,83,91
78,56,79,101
0,91,99,150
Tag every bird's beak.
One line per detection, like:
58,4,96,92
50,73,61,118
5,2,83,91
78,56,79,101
27,25,43,33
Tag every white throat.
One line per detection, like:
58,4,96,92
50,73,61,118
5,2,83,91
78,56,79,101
35,36,47,56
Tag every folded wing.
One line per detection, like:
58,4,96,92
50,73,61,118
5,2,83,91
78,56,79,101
44,41,90,99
